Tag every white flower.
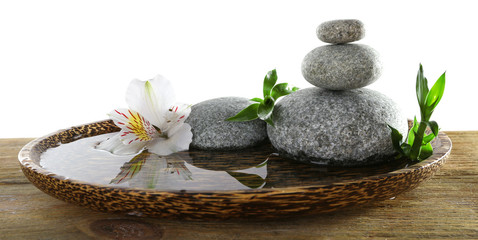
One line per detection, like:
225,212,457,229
97,75,192,156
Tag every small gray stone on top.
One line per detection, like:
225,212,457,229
267,87,408,167
317,19,365,44
185,97,267,150
301,44,382,90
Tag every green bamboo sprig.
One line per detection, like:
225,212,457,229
388,64,446,162
226,69,298,127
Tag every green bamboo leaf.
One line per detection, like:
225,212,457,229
264,116,275,127
401,143,412,157
407,129,416,146
226,103,259,121
271,83,294,100
263,69,278,98
388,124,404,155
250,98,264,103
422,132,436,144
425,72,446,111
416,64,429,108
418,142,433,160
407,117,419,146
425,120,439,136
258,97,274,121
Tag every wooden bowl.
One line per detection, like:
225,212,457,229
18,120,452,220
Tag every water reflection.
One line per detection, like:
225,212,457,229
110,151,192,189
40,134,412,191
109,150,268,190
188,143,410,188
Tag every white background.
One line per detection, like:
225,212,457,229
1,0,477,138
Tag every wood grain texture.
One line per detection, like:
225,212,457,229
1,132,477,239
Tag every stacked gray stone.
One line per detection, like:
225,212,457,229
268,19,408,166
302,19,382,90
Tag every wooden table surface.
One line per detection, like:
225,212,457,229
1,131,477,240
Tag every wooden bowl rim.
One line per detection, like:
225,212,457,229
18,120,452,195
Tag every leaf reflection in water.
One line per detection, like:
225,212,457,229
226,160,268,189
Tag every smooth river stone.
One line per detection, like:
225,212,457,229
317,19,365,44
301,44,382,90
267,87,408,166
185,97,267,150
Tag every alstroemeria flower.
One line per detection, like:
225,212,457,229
97,75,193,156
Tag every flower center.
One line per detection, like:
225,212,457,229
124,110,156,142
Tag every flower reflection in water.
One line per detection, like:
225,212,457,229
109,153,147,184
110,151,192,189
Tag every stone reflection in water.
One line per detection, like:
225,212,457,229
189,143,411,189
264,152,410,188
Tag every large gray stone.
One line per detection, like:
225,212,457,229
317,19,365,44
267,87,408,166
301,44,382,90
186,97,267,150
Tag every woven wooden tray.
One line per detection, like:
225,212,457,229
18,120,452,220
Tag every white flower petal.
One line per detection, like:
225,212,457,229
146,138,173,156
96,134,147,155
147,123,193,156
108,108,129,124
125,75,176,128
160,103,192,135
168,123,193,149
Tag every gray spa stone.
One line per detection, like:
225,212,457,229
301,44,382,90
185,97,267,150
267,87,408,166
317,19,365,44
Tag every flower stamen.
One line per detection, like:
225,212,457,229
126,111,155,142
109,109,159,145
